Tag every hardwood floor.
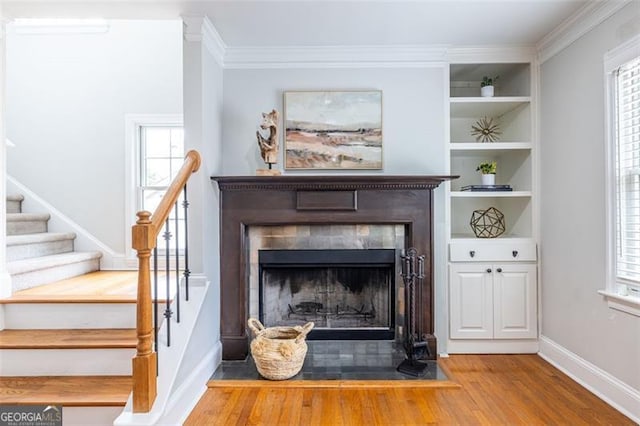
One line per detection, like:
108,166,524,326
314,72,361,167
185,354,634,425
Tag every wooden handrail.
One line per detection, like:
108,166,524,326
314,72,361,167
131,149,201,413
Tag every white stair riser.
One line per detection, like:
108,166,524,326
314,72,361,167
6,199,22,214
0,348,135,376
7,219,47,235
7,239,74,262
3,302,166,329
11,258,100,291
64,407,125,426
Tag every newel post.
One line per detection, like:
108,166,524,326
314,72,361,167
132,211,157,412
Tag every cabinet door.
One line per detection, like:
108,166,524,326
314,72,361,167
449,263,493,339
493,264,537,339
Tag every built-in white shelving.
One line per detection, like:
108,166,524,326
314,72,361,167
447,61,538,354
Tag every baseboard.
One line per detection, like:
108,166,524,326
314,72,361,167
447,339,539,354
538,335,640,423
161,340,222,425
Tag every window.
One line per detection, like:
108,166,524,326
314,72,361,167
139,125,185,253
613,57,640,287
602,36,640,315
125,114,184,260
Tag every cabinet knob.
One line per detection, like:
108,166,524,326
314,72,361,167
512,250,519,258
469,250,475,258
497,268,503,273
486,268,492,273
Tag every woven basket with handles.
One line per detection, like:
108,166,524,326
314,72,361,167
248,318,314,381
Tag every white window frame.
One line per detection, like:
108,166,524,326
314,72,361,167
600,35,640,317
125,114,183,263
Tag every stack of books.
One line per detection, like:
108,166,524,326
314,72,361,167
460,184,513,192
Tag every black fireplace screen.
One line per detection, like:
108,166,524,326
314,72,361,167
259,249,395,339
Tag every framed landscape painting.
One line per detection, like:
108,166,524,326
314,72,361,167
284,91,383,170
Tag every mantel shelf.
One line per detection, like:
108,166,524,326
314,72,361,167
212,175,459,191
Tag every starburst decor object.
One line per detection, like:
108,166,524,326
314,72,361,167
471,117,502,143
470,207,505,238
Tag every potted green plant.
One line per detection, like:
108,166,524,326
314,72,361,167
480,75,499,97
476,161,497,185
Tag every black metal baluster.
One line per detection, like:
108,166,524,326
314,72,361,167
174,200,181,323
163,218,173,346
182,185,191,301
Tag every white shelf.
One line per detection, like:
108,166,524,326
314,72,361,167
450,142,532,152
450,96,531,103
451,191,532,198
450,97,530,118
450,235,535,243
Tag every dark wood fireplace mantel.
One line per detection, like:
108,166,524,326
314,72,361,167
211,175,456,360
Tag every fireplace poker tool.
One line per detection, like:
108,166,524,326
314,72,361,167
397,248,431,377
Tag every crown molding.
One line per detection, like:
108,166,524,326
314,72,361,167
223,45,449,69
182,15,226,67
537,0,632,64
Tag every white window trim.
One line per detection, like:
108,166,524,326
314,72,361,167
124,114,183,263
602,34,640,317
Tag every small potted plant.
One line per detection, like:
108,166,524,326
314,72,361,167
476,161,497,186
480,75,499,97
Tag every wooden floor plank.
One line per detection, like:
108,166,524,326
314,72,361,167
0,376,131,406
185,354,634,425
0,329,137,349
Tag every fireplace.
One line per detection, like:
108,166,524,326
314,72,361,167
212,175,454,360
259,249,395,339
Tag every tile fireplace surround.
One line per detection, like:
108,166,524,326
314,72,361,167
211,175,454,360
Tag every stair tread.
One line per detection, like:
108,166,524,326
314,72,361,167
7,194,24,202
0,329,137,349
8,251,103,274
7,232,76,246
0,270,175,304
7,212,50,222
0,376,131,406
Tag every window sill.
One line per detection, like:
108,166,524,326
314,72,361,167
598,290,640,318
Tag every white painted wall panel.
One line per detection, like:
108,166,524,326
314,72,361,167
539,2,640,391
221,67,446,176
6,20,183,253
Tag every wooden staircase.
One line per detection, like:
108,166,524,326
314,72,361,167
0,273,138,424
2,194,139,424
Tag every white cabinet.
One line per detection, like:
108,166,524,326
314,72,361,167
450,263,537,340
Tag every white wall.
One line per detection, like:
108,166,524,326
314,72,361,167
222,67,446,176
183,17,224,347
6,20,182,253
221,66,450,350
540,1,640,392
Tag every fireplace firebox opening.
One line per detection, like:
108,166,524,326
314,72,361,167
259,249,395,340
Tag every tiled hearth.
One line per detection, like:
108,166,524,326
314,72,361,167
212,341,447,381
